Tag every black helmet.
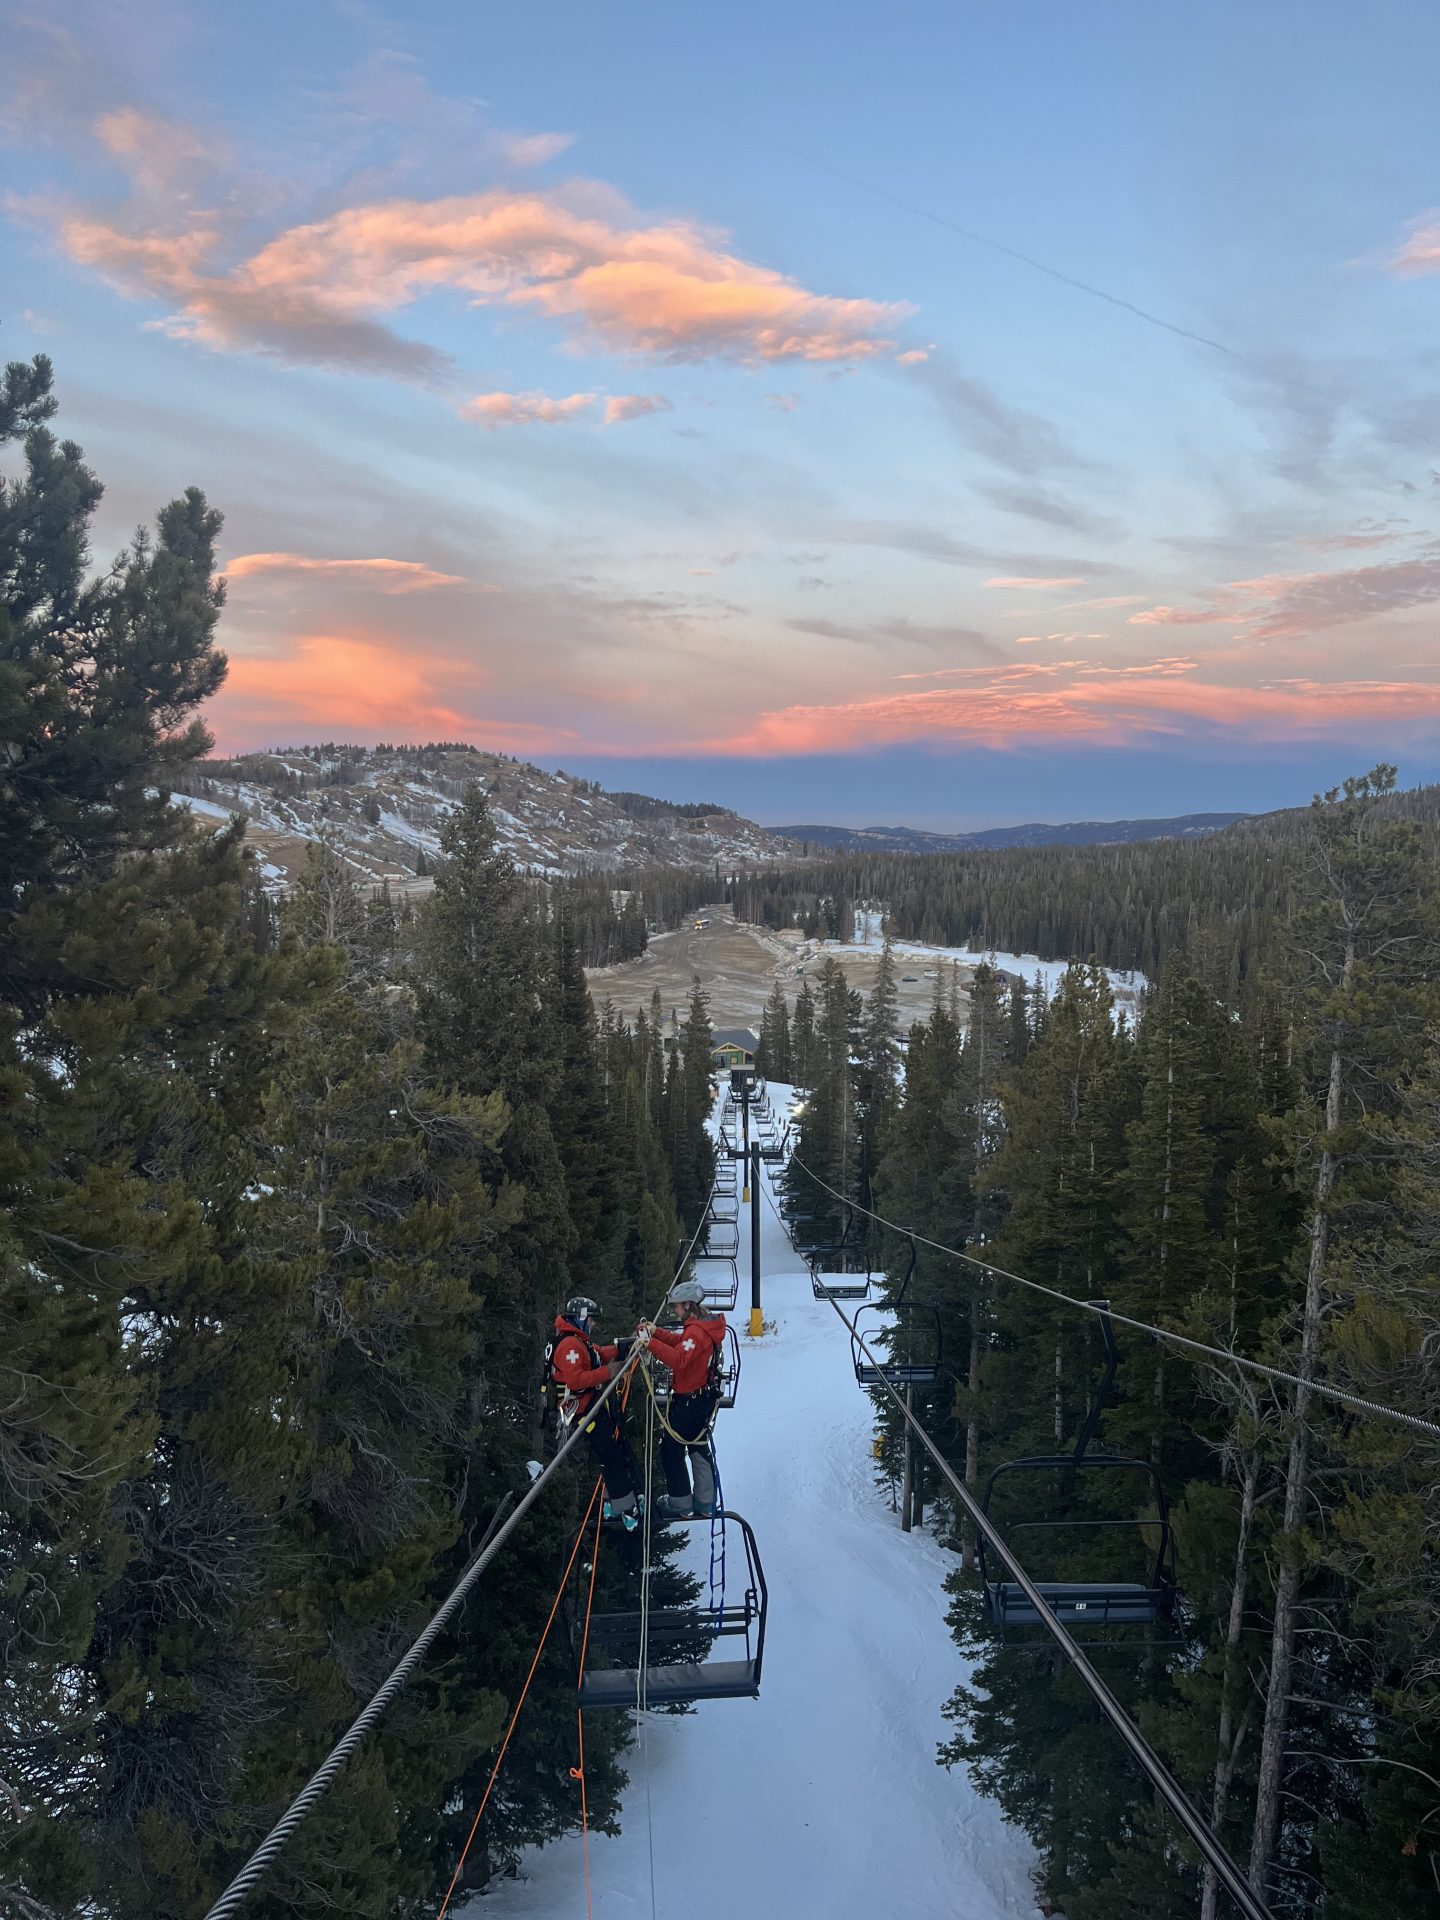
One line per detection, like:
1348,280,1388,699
565,1295,600,1327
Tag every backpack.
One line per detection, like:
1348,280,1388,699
537,1326,590,1442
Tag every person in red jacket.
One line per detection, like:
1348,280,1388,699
644,1279,727,1519
550,1296,643,1529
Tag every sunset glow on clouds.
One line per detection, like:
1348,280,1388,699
226,554,469,591
6,2,1439,822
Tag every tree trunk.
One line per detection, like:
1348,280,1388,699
1248,1005,1345,1895
963,1319,982,1572
1200,1450,1259,1920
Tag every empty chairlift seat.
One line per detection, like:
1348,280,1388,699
805,1206,870,1299
579,1512,768,1708
850,1241,942,1386
693,1254,739,1311
976,1306,1179,1642
978,1456,1179,1637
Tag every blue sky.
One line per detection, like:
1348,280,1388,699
4,0,1439,826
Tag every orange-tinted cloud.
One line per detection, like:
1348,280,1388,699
713,664,1440,756
603,393,672,424
214,635,578,753
1389,214,1440,276
51,180,908,374
226,553,469,591
462,389,596,427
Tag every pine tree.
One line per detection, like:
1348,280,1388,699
1248,769,1440,1903
756,980,792,1082
791,975,818,1089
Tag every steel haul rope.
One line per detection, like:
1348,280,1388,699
828,1293,1277,1920
788,1153,1440,1441
203,1183,722,1919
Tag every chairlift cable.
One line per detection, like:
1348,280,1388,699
826,1295,1276,1920
202,1181,723,1919
789,1154,1440,1441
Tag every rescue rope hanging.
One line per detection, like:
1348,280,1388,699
202,1181,724,1920
435,1479,605,1917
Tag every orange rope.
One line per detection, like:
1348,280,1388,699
436,1478,604,1916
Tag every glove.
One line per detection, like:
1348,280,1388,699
633,1324,653,1349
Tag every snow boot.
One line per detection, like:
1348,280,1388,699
655,1492,694,1520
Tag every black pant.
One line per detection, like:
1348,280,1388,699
660,1390,718,1500
584,1405,637,1503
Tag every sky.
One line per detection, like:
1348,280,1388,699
4,0,1440,829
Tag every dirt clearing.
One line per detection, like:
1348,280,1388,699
585,905,972,1034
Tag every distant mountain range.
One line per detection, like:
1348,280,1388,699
770,814,1251,854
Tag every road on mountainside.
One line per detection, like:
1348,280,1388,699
470,1090,1037,1920
585,907,971,1034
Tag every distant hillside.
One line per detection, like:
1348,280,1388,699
175,744,802,889
772,813,1250,854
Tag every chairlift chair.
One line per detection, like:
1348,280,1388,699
650,1322,741,1411
693,1254,739,1311
976,1306,1179,1642
850,1240,943,1386
703,1220,740,1259
759,1125,789,1165
708,1194,739,1223
806,1206,870,1300
576,1512,769,1708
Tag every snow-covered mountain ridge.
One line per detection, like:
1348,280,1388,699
174,744,803,888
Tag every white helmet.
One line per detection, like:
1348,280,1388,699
669,1279,707,1309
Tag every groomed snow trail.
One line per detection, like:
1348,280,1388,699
470,1087,1036,1919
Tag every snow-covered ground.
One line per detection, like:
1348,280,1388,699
843,910,1146,1017
471,1088,1036,1920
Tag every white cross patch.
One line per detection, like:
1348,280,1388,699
681,1337,696,1352
563,1346,582,1365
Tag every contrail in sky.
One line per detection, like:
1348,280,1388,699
769,138,1237,359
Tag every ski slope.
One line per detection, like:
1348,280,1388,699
472,1089,1036,1920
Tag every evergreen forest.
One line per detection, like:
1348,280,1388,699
1,358,717,1917
5,352,1439,1917
780,791,1440,1916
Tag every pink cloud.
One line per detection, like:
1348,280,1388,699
895,347,930,365
213,635,578,754
48,175,908,375
226,553,470,591
604,392,672,424
1389,214,1440,276
461,389,596,427
1128,605,1238,626
1066,594,1147,610
710,664,1440,756
985,575,1086,589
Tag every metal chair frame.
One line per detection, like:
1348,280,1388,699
579,1511,768,1708
976,1306,1179,1643
850,1240,942,1385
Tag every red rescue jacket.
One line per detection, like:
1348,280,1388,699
550,1317,619,1415
647,1314,726,1397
